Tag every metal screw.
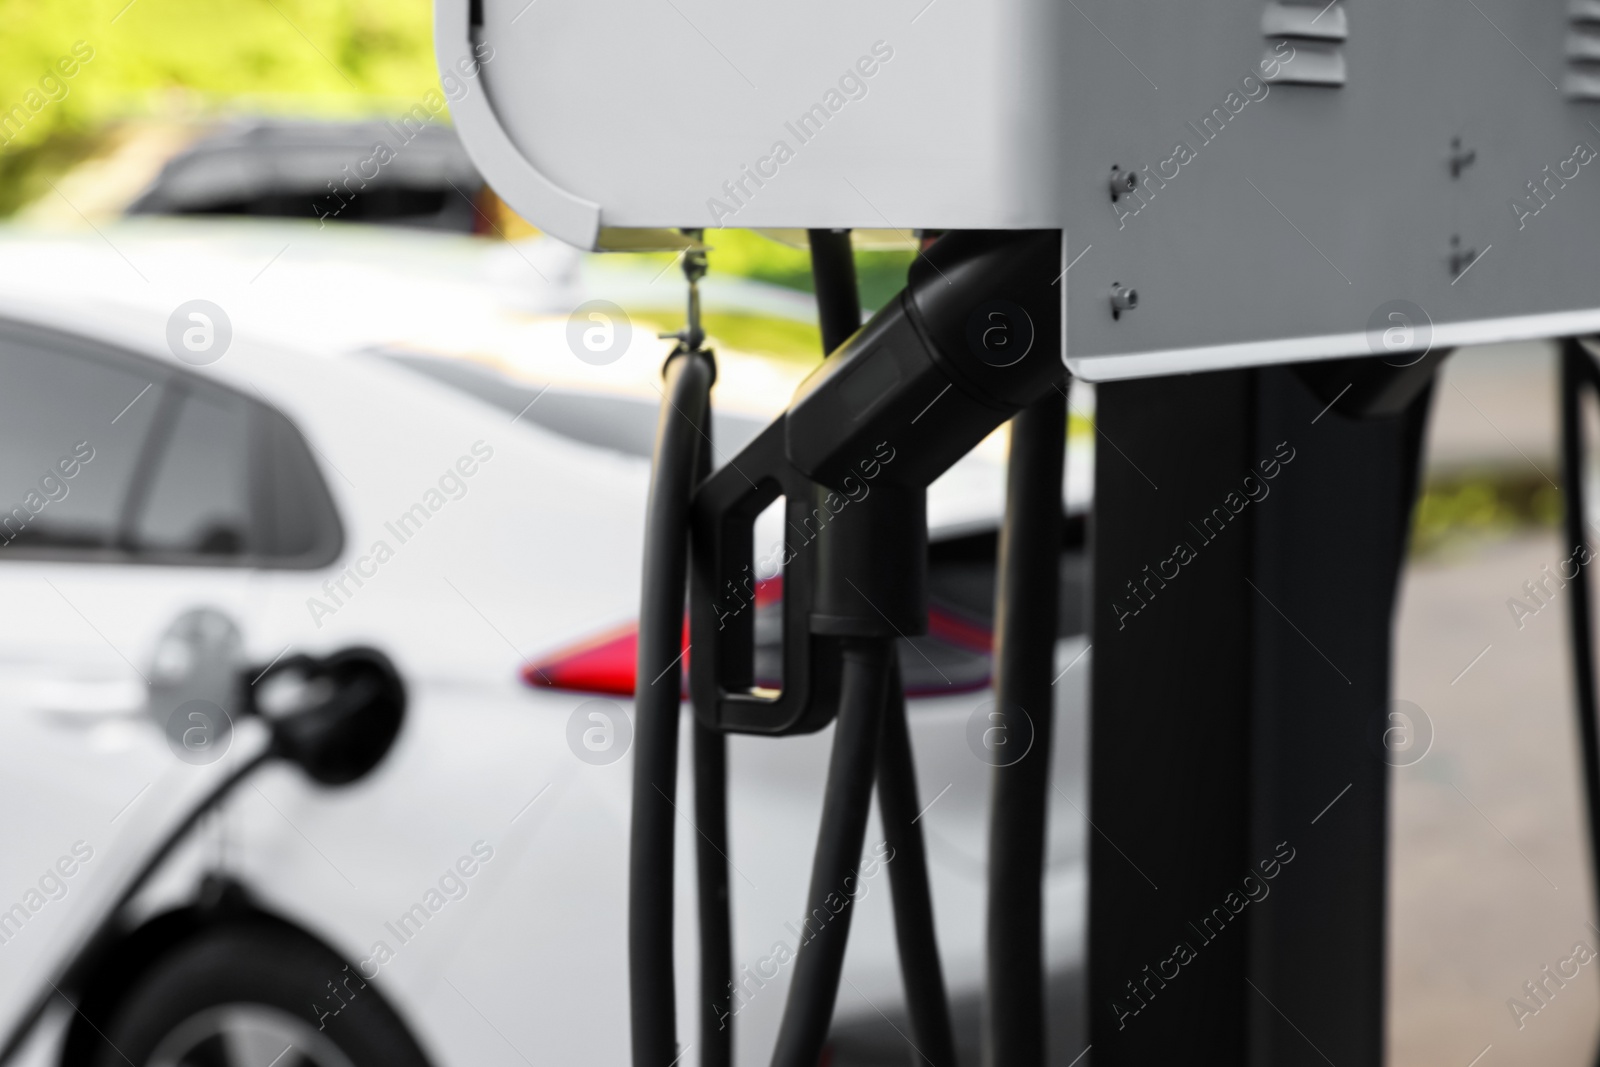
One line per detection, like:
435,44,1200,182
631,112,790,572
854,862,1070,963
1449,137,1476,179
1110,283,1138,319
1109,166,1138,202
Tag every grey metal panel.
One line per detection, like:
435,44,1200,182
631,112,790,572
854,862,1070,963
441,0,1600,373
1060,0,1600,379
442,0,1066,246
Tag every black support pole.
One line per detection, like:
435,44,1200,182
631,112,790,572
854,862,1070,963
1088,371,1255,1064
1246,366,1430,1066
985,389,1066,1067
1088,366,1431,1067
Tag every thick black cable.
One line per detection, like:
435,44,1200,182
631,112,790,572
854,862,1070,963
1559,342,1600,1054
631,347,715,1067
806,223,957,1065
875,659,960,1067
769,638,893,1067
807,229,860,354
691,385,733,1067
0,744,274,1066
984,389,1066,1067
1567,344,1600,1067
694,712,734,1066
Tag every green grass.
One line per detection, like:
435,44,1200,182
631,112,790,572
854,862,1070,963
1411,473,1563,557
645,229,916,311
700,311,822,364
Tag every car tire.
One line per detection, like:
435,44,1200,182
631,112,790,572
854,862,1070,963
89,923,431,1067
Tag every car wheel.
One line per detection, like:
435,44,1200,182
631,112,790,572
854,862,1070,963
90,924,430,1067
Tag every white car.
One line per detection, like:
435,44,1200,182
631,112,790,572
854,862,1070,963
0,218,1089,1067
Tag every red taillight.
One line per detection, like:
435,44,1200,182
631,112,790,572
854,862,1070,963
521,580,781,697
523,576,993,697
928,605,992,652
521,619,687,697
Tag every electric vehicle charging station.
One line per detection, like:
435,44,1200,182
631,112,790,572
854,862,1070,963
436,1,1600,1064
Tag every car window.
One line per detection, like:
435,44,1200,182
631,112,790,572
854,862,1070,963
257,404,343,565
130,386,255,558
0,318,341,569
0,323,166,553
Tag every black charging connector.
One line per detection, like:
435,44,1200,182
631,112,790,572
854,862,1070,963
742,229,1066,1067
690,229,1063,737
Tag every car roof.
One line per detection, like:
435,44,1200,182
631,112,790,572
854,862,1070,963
0,218,1016,536
0,217,815,413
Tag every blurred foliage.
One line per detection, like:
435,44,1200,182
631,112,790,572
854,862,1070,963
0,0,438,210
0,0,438,143
700,310,821,365
0,130,102,216
1411,473,1562,557
699,230,815,293
653,229,915,310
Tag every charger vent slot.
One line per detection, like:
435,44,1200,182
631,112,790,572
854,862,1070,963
1567,0,1600,100
1262,1,1348,87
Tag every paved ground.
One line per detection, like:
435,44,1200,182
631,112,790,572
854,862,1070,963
1426,342,1560,475
1391,340,1600,1066
1391,530,1600,1067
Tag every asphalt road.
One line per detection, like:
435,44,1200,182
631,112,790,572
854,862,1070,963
1391,529,1600,1067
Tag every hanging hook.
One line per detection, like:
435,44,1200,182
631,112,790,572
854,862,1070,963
660,228,709,354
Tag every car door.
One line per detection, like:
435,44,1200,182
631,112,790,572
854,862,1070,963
0,319,334,1020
